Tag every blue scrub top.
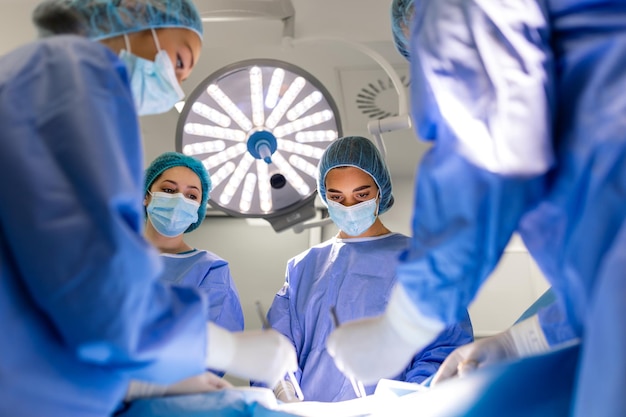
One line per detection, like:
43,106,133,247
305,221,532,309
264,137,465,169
267,233,473,402
400,1,626,415
0,36,208,417
159,249,244,332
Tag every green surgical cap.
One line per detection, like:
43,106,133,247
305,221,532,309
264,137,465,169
391,0,414,59
145,152,212,233
33,0,203,42
318,136,394,215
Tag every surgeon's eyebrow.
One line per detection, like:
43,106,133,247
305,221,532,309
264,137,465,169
326,184,372,194
161,180,201,192
352,185,372,192
162,179,200,192
187,43,195,69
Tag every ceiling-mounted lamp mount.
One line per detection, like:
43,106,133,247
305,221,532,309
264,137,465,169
176,59,342,232
197,0,295,38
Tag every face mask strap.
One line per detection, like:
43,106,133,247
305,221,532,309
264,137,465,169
374,191,380,217
150,28,162,52
123,33,131,53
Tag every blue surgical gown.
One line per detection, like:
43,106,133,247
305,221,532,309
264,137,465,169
267,233,473,402
159,250,244,331
0,36,208,417
400,1,626,416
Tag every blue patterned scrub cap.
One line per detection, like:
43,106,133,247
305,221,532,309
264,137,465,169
33,0,203,42
318,136,394,214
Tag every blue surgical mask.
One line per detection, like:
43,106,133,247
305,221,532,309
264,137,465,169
326,195,379,237
119,29,184,116
147,192,200,237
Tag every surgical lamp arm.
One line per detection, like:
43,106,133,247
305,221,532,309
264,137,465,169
282,36,412,160
367,114,412,160
283,35,408,115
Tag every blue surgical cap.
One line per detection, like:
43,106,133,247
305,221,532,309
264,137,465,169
32,0,203,42
318,136,394,215
145,152,212,233
391,0,414,60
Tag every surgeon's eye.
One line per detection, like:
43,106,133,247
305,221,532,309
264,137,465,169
327,194,343,202
186,193,199,201
356,192,371,199
162,187,176,194
176,54,184,70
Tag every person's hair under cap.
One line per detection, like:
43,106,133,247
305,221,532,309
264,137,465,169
145,152,212,233
318,136,394,214
32,0,203,41
391,0,414,59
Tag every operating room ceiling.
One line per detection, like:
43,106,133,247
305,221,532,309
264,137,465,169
0,0,430,182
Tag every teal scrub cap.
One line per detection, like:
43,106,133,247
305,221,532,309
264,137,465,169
318,136,394,215
391,0,414,59
145,152,211,233
32,0,203,42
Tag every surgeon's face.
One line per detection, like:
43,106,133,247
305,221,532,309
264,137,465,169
126,28,202,83
325,166,379,207
144,166,202,206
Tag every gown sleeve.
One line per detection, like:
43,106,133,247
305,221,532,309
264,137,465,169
0,38,207,383
200,261,245,333
397,0,555,325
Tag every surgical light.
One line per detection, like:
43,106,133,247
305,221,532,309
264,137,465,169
176,59,342,232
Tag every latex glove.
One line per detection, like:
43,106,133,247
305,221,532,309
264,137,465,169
273,379,302,403
125,371,232,401
205,323,297,388
432,315,550,385
326,284,445,385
